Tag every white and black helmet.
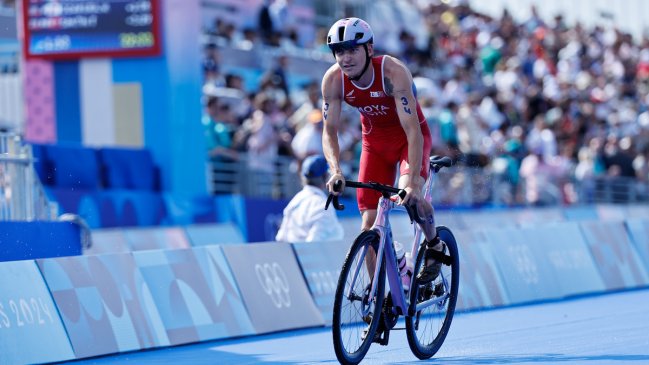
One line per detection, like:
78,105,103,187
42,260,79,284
326,17,374,53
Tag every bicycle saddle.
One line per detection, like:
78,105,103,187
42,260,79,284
430,155,453,167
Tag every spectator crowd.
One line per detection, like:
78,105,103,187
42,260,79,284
199,0,649,206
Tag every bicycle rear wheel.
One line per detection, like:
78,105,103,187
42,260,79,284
332,230,386,365
405,226,459,359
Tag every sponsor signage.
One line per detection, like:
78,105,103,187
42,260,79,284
133,247,254,345
291,240,348,325
37,253,169,359
222,243,324,334
485,228,563,304
580,221,649,290
0,260,75,365
454,230,510,310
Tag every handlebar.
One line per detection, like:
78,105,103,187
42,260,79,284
325,180,426,224
324,155,454,224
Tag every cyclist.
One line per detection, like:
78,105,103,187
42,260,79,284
321,17,444,283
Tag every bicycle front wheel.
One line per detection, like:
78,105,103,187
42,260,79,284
332,230,386,365
405,225,460,359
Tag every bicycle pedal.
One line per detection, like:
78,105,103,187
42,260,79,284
372,329,390,346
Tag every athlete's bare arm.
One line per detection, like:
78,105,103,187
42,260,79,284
321,64,345,194
383,56,425,204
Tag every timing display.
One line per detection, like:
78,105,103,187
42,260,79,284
23,0,161,59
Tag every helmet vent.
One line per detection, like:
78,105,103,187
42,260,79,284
337,27,345,42
354,33,363,41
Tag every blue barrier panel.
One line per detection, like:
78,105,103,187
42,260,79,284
123,227,191,251
596,204,627,221
562,206,598,221
524,223,605,297
0,221,82,262
627,205,649,218
133,247,254,345
579,221,649,290
199,246,256,334
163,194,218,224
221,242,324,334
484,228,563,305
514,208,564,228
37,254,169,359
291,240,349,325
46,188,168,228
0,260,75,365
453,230,510,311
435,210,468,231
461,211,518,230
244,197,289,242
626,219,649,273
87,228,131,255
184,223,245,246
213,195,248,241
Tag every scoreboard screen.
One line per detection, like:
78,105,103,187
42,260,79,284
22,0,161,59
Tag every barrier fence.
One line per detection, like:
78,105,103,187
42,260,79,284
0,133,56,221
0,44,21,132
208,155,649,206
1,213,648,365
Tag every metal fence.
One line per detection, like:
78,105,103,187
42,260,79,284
208,154,649,206
0,43,22,133
208,155,508,205
576,177,649,204
0,132,57,221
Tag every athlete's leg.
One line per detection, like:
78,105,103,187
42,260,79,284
397,174,436,240
358,145,397,281
398,129,443,283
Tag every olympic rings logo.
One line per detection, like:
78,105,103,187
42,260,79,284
255,262,291,308
509,245,539,284
308,270,340,295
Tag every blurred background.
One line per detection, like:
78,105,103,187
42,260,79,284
0,3,648,364
1,0,648,239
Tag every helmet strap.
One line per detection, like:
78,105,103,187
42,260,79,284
349,44,371,81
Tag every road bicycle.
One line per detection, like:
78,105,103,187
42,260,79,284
325,155,459,365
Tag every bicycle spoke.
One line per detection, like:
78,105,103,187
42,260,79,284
333,230,386,365
406,229,458,360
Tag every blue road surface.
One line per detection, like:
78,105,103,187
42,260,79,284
61,289,649,364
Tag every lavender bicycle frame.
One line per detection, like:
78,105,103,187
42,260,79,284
345,167,450,318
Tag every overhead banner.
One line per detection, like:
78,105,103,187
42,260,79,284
37,253,169,359
133,247,254,345
580,221,649,290
292,240,349,325
0,260,75,365
222,243,324,334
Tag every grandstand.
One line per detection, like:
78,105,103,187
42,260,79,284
0,1,648,364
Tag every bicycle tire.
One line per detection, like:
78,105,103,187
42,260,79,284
332,230,386,365
405,225,460,359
